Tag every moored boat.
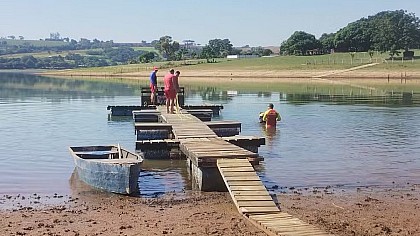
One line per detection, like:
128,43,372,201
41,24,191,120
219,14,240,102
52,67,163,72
69,145,143,195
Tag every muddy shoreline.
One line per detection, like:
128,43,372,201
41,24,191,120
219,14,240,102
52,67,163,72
1,185,419,236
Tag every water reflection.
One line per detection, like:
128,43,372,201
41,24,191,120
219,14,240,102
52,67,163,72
0,72,138,100
139,160,191,197
262,126,278,146
2,73,418,106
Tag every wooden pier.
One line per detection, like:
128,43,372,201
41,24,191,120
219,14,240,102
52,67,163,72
218,159,331,236
157,108,331,235
108,101,331,235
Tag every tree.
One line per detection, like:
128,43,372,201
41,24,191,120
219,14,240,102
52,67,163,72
280,31,321,55
176,48,188,61
201,38,233,59
21,55,37,68
247,47,272,56
154,36,180,61
139,52,156,63
322,10,420,53
371,10,420,52
49,32,61,41
319,33,335,52
334,19,373,52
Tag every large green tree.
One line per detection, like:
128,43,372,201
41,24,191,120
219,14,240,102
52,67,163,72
334,19,373,52
280,31,321,55
319,33,335,52
324,10,420,53
201,38,233,59
371,10,420,52
154,36,180,61
285,10,420,54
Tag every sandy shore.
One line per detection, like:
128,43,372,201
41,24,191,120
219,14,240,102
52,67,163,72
41,67,420,80
1,185,419,236
0,192,266,236
40,68,420,93
278,185,420,236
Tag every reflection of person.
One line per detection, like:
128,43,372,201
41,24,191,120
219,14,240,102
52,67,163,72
262,103,281,128
149,66,158,105
164,69,176,113
262,125,278,150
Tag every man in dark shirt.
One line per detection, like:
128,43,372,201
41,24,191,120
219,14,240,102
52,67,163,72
149,66,158,105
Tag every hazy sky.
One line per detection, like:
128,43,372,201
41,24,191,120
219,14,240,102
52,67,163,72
1,0,419,46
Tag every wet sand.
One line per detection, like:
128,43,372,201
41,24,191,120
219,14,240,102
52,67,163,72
0,192,265,236
278,185,420,236
1,185,419,236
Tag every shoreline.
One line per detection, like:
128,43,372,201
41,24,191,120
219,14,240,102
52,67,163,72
37,69,420,92
39,69,420,80
1,185,418,236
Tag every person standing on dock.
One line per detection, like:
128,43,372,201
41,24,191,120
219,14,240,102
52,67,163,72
164,69,176,113
173,70,181,92
262,103,281,128
173,71,181,112
149,66,159,105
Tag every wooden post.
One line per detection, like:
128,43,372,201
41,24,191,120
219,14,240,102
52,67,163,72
118,144,122,159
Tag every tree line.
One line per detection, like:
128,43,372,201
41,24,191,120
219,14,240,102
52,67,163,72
0,47,157,69
281,10,420,56
0,35,272,69
153,36,272,62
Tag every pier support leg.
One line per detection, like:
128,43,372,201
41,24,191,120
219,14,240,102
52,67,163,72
188,162,227,191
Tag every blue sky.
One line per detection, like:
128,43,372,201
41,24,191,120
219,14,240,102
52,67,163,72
1,0,419,46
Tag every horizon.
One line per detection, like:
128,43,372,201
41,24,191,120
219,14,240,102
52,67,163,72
1,0,420,47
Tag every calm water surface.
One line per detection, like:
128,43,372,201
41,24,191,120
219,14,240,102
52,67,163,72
0,73,419,197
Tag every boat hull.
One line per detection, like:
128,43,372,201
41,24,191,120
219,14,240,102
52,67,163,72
69,145,142,195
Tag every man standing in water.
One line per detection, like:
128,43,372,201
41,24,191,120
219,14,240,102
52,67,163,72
164,69,176,113
262,103,281,128
149,66,158,105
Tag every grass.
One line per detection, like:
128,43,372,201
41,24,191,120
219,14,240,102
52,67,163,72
187,51,420,71
33,49,420,94
45,50,419,75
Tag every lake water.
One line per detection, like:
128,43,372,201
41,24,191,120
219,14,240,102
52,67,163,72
1,72,419,198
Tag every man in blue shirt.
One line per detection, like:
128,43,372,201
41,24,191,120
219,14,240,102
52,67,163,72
149,66,158,105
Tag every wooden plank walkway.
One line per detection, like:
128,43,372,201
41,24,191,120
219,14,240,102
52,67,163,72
217,159,331,236
159,107,330,235
159,109,262,166
181,137,260,167
159,112,218,139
